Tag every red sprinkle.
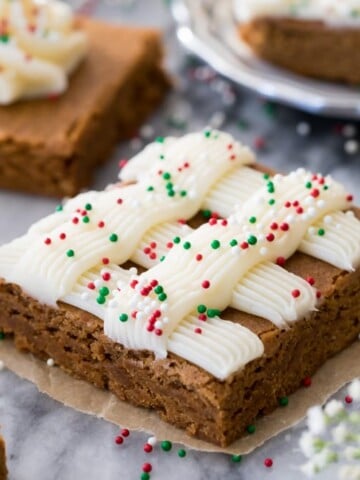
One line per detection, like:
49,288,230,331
270,222,278,230
345,395,353,404
264,458,273,468
72,217,79,224
142,463,152,473
307,276,315,286
59,233,66,240
276,256,286,266
194,328,202,334
150,280,159,287
98,221,105,228
150,242,157,249
303,377,312,387
293,200,299,207
347,194,354,202
240,242,249,250
196,254,203,261
87,282,95,290
150,252,157,260
280,222,289,231
121,428,130,437
266,233,275,242
144,247,151,254
102,273,111,281
117,198,123,205
118,159,128,168
221,219,228,226
311,188,320,198
296,207,304,214
316,290,322,299
198,314,207,321
209,218,217,226
44,238,51,245
144,443,153,453
115,436,123,445
154,329,163,336
201,280,210,289
284,201,291,208
292,289,301,298
130,280,138,289
102,257,109,265
166,242,173,249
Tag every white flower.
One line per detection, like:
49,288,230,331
339,466,360,480
349,379,360,402
307,406,326,435
332,423,349,444
301,460,318,477
324,399,344,418
299,431,320,458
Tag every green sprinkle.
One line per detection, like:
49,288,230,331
159,154,165,160
173,236,181,244
204,129,211,138
109,233,118,242
249,216,256,224
55,204,63,212
268,198,276,205
119,313,128,322
163,172,171,180
99,286,110,297
82,216,90,223
267,181,275,194
229,239,238,247
85,203,92,211
202,210,212,219
154,285,163,294
0,332,5,340
247,235,257,246
165,182,173,190
318,228,325,236
158,293,167,302
160,255,165,262
161,440,172,452
156,136,165,143
305,181,312,189
323,185,329,190
246,424,256,434
263,173,270,180
147,186,154,192
279,396,289,407
207,309,221,318
197,304,207,314
66,249,75,257
211,240,221,249
0,35,9,43
97,296,106,305
167,190,175,197
231,454,242,463
141,473,150,480
183,241,191,250
178,448,187,458
180,190,187,197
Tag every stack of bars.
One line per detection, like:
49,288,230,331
0,130,359,447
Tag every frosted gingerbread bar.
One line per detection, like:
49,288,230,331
0,0,169,197
0,130,359,446
0,434,7,480
235,0,360,84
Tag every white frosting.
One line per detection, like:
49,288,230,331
0,0,87,105
234,0,360,26
104,169,349,359
0,130,358,380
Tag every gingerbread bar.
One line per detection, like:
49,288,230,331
0,434,7,480
0,1,169,197
0,130,359,446
235,0,360,84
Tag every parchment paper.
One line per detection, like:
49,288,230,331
1,339,360,455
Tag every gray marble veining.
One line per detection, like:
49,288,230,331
0,1,359,479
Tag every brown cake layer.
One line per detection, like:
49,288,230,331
239,17,360,84
0,435,7,480
0,207,359,446
0,18,170,197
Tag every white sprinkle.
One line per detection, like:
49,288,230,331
324,399,343,417
258,233,265,241
317,200,325,208
147,436,157,446
136,312,145,321
108,300,118,309
131,199,140,208
344,139,359,155
296,122,311,136
81,292,91,300
348,378,360,401
154,321,163,329
94,279,102,288
47,358,55,367
286,214,295,224
307,405,326,435
307,207,316,218
162,317,169,324
129,267,137,275
260,247,268,255
140,125,154,139
308,227,316,235
160,303,168,312
324,215,332,224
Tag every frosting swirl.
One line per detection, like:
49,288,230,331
0,0,88,105
234,0,360,27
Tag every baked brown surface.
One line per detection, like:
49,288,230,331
0,18,170,197
239,17,360,84
0,434,7,480
0,195,359,447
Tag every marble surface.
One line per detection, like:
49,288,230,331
0,1,360,479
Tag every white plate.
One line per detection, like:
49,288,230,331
171,0,360,118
